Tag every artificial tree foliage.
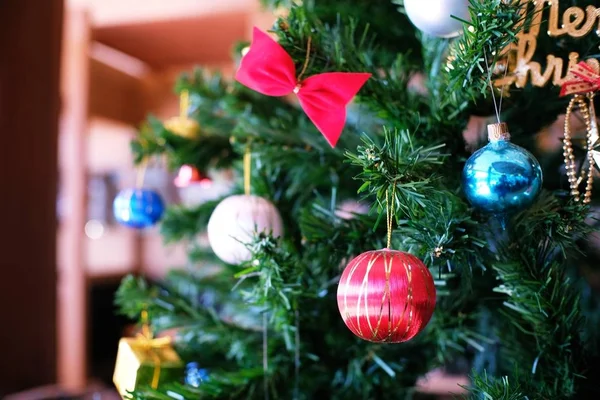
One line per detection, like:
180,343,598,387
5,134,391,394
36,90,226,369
116,0,600,398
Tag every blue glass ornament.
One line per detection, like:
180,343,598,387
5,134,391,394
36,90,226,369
462,123,542,214
185,362,209,387
113,188,165,228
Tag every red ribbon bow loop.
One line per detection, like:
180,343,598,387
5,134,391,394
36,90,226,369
235,27,371,147
560,61,600,97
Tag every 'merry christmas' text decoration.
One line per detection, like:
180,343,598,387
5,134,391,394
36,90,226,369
495,0,600,89
236,28,371,147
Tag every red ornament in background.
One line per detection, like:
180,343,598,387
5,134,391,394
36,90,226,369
235,27,371,147
174,165,211,188
337,249,436,343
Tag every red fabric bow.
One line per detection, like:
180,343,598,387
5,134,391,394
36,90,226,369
236,28,371,147
560,61,600,97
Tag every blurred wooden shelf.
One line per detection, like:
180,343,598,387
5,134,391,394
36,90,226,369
89,59,145,125
93,13,249,68
58,0,275,392
70,0,255,27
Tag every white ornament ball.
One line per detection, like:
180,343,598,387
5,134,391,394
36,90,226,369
207,195,284,265
404,0,470,38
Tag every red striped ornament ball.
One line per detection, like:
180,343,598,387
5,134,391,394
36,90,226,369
337,249,436,343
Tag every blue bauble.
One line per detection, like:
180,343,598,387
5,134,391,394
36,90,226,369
462,124,542,214
185,362,209,387
113,188,165,228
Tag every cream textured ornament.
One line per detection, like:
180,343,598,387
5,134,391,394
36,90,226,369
404,0,470,38
207,195,284,265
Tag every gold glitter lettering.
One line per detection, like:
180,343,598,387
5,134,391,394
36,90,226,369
494,0,600,89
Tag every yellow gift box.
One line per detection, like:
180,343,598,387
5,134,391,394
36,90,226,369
113,315,184,399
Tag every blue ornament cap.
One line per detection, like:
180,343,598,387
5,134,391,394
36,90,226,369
185,362,209,387
113,188,165,228
462,123,543,214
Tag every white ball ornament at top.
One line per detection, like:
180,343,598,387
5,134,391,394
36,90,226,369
207,195,284,265
404,0,470,38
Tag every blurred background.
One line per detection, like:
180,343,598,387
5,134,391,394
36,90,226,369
0,0,275,398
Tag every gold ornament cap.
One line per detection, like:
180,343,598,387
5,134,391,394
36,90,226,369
488,122,511,142
164,117,200,139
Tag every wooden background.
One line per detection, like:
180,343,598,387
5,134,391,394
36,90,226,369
0,0,62,395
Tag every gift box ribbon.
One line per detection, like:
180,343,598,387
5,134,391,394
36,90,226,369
136,335,171,388
138,310,171,389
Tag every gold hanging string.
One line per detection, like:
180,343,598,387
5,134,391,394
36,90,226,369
296,37,312,83
386,181,397,249
563,93,596,204
497,51,510,118
136,158,148,189
483,49,501,124
244,144,252,196
180,90,190,121
141,309,151,339
482,44,511,125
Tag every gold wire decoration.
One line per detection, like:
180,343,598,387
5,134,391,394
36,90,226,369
385,181,397,249
295,36,312,84
563,93,598,204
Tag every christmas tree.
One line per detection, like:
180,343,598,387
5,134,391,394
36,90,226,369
114,0,600,398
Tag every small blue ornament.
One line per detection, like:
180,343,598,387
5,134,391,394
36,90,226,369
462,123,543,214
113,188,165,228
185,362,209,387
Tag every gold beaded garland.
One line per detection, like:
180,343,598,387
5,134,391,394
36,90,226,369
562,93,597,204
